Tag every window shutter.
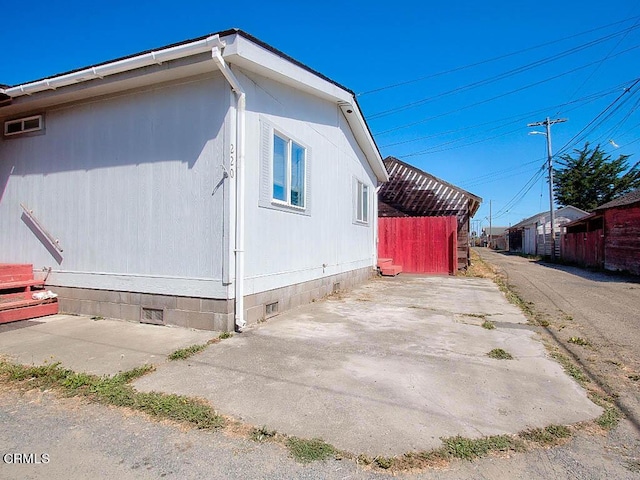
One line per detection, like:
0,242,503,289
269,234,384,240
259,119,272,209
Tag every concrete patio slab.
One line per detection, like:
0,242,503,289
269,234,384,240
0,314,216,376
133,276,602,456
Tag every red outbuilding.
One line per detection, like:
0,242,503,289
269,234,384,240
561,189,640,275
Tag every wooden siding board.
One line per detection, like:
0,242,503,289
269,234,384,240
378,157,481,270
604,206,640,275
240,69,377,294
0,75,229,294
562,230,604,268
378,216,457,274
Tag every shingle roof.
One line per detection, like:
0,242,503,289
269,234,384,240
595,189,640,211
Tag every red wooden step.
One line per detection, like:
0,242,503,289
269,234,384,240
0,279,45,291
0,301,58,324
380,264,403,276
377,258,393,267
0,264,34,283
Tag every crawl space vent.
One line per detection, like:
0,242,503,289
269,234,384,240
141,307,164,325
265,301,279,317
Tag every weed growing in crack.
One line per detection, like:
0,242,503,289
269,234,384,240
487,348,513,360
568,337,591,347
251,425,277,442
550,352,589,385
168,344,208,361
482,320,496,330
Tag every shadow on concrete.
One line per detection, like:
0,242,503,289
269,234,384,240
488,249,639,284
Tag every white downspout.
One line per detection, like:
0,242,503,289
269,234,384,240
212,46,247,330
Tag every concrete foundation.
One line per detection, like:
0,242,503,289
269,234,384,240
50,266,374,332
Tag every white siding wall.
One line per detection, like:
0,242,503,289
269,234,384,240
0,74,230,297
239,70,378,295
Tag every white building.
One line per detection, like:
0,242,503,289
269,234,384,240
0,29,388,331
508,206,589,256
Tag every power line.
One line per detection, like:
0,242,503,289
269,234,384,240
492,165,547,219
357,15,640,97
461,162,545,189
375,46,640,136
554,78,640,157
367,25,640,120
380,85,620,149
558,15,640,115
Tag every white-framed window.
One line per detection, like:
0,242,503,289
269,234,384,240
4,114,43,136
355,179,369,224
259,118,311,216
272,132,306,209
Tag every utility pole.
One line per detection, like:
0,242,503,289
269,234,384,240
489,200,492,249
527,117,567,259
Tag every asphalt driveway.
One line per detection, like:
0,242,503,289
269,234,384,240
134,275,601,456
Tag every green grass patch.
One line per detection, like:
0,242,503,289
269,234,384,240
168,344,208,361
286,437,336,463
0,360,224,430
588,392,621,430
550,352,589,385
441,434,525,460
519,425,571,446
595,405,621,429
218,331,233,340
487,348,513,360
568,337,590,347
482,320,496,330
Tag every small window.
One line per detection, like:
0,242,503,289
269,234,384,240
272,132,306,208
355,180,369,223
4,115,43,136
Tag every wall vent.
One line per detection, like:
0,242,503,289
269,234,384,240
265,301,279,317
141,307,164,325
4,114,43,136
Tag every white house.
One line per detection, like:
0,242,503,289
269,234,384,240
0,29,389,331
508,206,589,256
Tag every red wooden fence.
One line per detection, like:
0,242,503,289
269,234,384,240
561,229,604,269
378,216,457,274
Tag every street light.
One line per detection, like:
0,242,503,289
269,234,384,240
527,117,566,259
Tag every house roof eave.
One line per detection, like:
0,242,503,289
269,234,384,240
3,29,388,183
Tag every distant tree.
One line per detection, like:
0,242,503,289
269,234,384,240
553,143,640,211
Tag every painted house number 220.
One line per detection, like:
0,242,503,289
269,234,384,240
229,144,235,178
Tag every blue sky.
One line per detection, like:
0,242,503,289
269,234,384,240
2,0,639,231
